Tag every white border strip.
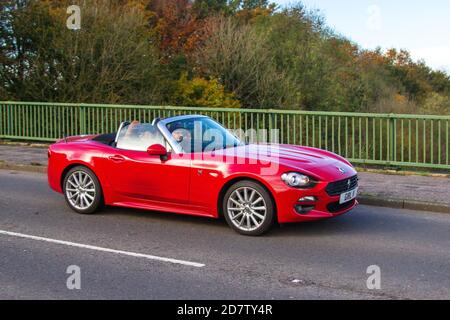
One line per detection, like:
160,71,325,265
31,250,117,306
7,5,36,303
0,230,205,268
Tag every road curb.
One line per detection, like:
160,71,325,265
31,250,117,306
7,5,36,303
0,162,47,174
359,195,450,214
0,140,51,148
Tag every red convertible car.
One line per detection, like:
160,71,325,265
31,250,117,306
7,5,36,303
48,115,358,236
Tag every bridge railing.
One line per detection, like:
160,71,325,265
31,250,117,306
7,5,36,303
1,101,449,170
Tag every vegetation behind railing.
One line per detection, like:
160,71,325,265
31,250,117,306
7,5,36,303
1,101,449,170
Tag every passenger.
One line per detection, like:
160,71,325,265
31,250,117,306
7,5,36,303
124,120,140,139
172,128,192,152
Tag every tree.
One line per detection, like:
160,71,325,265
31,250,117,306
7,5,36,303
174,72,241,108
192,0,231,18
148,0,206,56
194,16,300,109
422,92,450,115
0,0,165,104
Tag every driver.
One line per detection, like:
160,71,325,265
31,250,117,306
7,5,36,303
170,123,192,152
172,128,190,143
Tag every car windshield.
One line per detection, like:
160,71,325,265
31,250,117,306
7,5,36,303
116,122,166,151
166,117,243,153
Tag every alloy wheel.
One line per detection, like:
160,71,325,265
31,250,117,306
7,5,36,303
65,170,96,210
227,187,267,232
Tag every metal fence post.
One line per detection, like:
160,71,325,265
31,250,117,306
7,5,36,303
389,114,395,162
79,104,86,134
0,103,3,138
269,112,274,143
8,103,12,137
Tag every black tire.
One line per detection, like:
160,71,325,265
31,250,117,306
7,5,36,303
223,180,275,236
63,166,103,214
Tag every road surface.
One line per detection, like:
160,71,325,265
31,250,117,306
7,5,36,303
0,169,449,299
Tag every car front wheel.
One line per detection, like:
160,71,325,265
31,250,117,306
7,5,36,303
63,166,103,214
223,180,275,236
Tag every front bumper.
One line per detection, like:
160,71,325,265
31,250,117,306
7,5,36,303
275,179,358,223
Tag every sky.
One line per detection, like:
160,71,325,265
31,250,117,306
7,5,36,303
273,0,450,73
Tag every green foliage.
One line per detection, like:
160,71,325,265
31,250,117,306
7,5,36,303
174,73,241,108
0,0,165,104
194,16,301,109
0,0,449,115
421,92,450,115
192,0,232,18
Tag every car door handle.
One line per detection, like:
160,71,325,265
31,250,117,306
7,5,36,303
109,155,125,162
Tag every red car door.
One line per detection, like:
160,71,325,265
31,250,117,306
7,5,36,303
103,122,190,204
104,148,190,204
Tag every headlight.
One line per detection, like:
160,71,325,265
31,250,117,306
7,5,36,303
281,172,311,188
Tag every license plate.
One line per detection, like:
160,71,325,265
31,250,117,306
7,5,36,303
339,188,358,204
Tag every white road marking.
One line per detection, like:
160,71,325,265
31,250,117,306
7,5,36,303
0,229,205,268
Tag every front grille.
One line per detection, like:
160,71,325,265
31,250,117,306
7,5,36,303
326,175,358,196
327,199,356,213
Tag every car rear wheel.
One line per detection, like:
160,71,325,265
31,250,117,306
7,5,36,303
63,166,102,214
223,180,275,236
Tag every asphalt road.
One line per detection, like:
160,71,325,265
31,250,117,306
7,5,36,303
0,169,449,300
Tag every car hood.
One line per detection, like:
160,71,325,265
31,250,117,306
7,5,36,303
220,144,356,181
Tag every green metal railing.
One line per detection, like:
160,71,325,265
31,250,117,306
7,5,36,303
1,101,449,170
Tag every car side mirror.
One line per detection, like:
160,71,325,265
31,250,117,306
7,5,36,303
147,144,168,161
